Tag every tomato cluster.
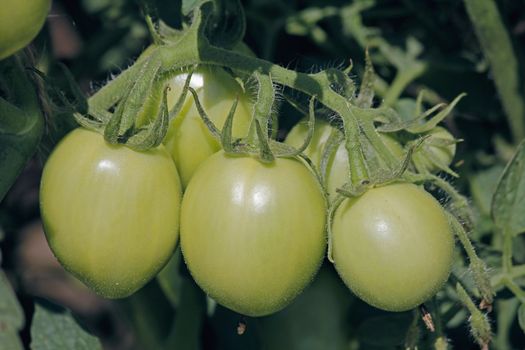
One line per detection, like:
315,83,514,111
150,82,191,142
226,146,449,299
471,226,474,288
40,66,455,315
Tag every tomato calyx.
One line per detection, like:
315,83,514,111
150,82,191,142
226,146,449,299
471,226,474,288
188,69,317,163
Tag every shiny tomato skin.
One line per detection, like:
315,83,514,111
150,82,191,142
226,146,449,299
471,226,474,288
0,0,51,60
180,151,327,316
331,183,454,312
164,67,252,188
40,128,182,298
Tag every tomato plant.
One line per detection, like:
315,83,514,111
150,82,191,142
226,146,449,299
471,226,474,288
164,67,252,188
5,0,523,348
40,128,182,298
331,182,454,312
180,151,326,316
0,0,51,60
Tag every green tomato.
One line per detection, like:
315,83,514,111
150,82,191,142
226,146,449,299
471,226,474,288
285,119,404,198
412,126,456,173
331,183,454,312
0,0,51,60
164,67,252,188
40,128,182,298
180,151,326,316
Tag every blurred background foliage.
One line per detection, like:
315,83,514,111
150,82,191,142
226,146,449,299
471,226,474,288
1,0,525,349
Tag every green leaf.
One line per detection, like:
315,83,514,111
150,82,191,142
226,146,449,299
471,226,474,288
30,302,102,350
0,270,24,349
519,303,525,333
0,330,24,350
469,165,504,217
492,140,525,236
0,57,45,202
0,271,24,331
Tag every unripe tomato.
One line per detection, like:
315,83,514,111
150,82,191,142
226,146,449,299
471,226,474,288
164,67,252,188
412,126,456,173
0,0,51,60
331,183,454,312
285,119,404,198
180,151,326,316
40,128,182,298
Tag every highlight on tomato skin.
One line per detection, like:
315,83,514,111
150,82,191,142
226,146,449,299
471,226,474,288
0,0,51,60
331,182,455,312
163,66,253,189
39,128,182,298
180,151,327,317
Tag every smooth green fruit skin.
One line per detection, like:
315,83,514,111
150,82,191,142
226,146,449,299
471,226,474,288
332,183,454,312
181,151,327,316
164,67,252,188
0,0,51,60
40,128,182,298
285,119,404,198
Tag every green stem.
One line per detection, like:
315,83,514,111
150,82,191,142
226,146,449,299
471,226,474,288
464,0,525,144
503,278,525,303
509,264,525,279
490,264,525,289
381,63,427,107
342,110,369,185
502,231,513,273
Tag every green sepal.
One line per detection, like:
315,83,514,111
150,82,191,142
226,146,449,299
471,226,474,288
406,93,466,134
294,96,317,154
375,93,464,137
377,103,443,133
355,50,375,108
255,119,275,163
144,13,163,46
268,95,317,158
169,68,195,120
103,56,162,144
247,71,274,144
187,86,221,140
126,86,170,150
408,135,460,177
320,128,344,183
220,96,239,153
74,96,111,132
